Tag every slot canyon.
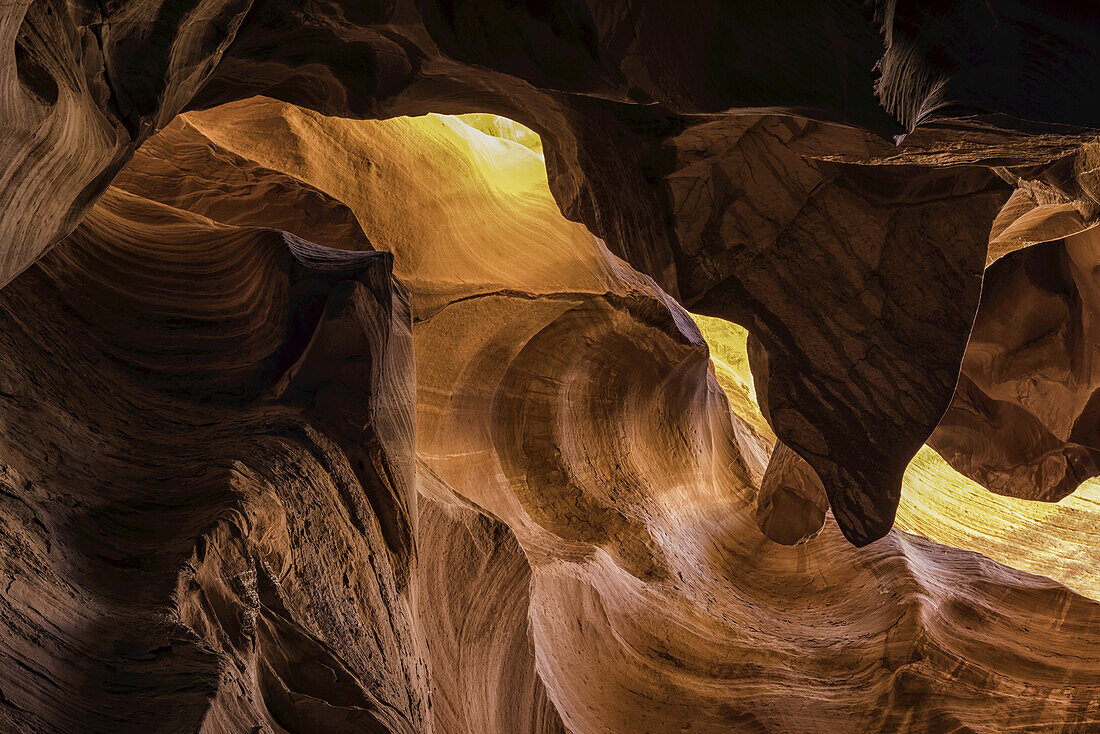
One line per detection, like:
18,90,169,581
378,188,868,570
2,1,1100,732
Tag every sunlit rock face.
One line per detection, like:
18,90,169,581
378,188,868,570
3,2,1100,732
930,228,1100,502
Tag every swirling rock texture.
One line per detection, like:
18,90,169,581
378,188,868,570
3,2,1100,732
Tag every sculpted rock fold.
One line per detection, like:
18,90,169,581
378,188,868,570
0,179,425,732
4,2,1100,730
930,227,1100,502
666,119,1010,542
6,0,1100,539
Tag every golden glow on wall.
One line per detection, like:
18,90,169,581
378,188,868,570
456,113,544,157
175,100,1100,602
692,312,1100,601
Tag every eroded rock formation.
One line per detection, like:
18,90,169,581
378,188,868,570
3,2,1100,732
0,181,425,731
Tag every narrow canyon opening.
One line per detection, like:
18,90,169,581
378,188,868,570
2,92,1097,733
6,4,1100,730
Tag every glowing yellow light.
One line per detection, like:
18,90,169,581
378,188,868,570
691,311,1100,601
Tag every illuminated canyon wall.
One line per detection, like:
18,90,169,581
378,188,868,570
2,2,1100,732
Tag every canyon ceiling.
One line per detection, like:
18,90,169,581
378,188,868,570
2,1,1100,732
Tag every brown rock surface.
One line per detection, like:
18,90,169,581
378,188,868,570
930,227,1100,502
0,179,426,731
664,116,1012,543
754,441,830,546
3,3,1100,732
7,1,1100,540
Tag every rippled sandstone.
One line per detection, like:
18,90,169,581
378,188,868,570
2,2,1100,733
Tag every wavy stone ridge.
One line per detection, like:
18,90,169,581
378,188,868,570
2,100,1085,732
3,2,1100,731
0,181,425,731
6,0,1100,542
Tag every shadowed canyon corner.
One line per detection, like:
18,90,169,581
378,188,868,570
2,2,1100,732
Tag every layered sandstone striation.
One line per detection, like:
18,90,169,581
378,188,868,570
2,2,1100,732
0,179,425,731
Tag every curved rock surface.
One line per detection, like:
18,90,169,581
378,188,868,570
930,230,1100,502
3,2,1100,732
7,0,1100,542
0,180,426,732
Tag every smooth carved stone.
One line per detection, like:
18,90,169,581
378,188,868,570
411,192,1100,733
109,116,375,251
489,293,713,583
0,0,256,288
367,113,1100,732
554,112,1096,541
3,96,1100,732
984,139,1100,263
755,442,829,545
5,1,1098,286
930,227,1100,502
8,1,1100,724
7,0,1100,546
690,311,1100,605
416,485,568,734
667,118,1011,543
987,187,1092,264
0,178,425,732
